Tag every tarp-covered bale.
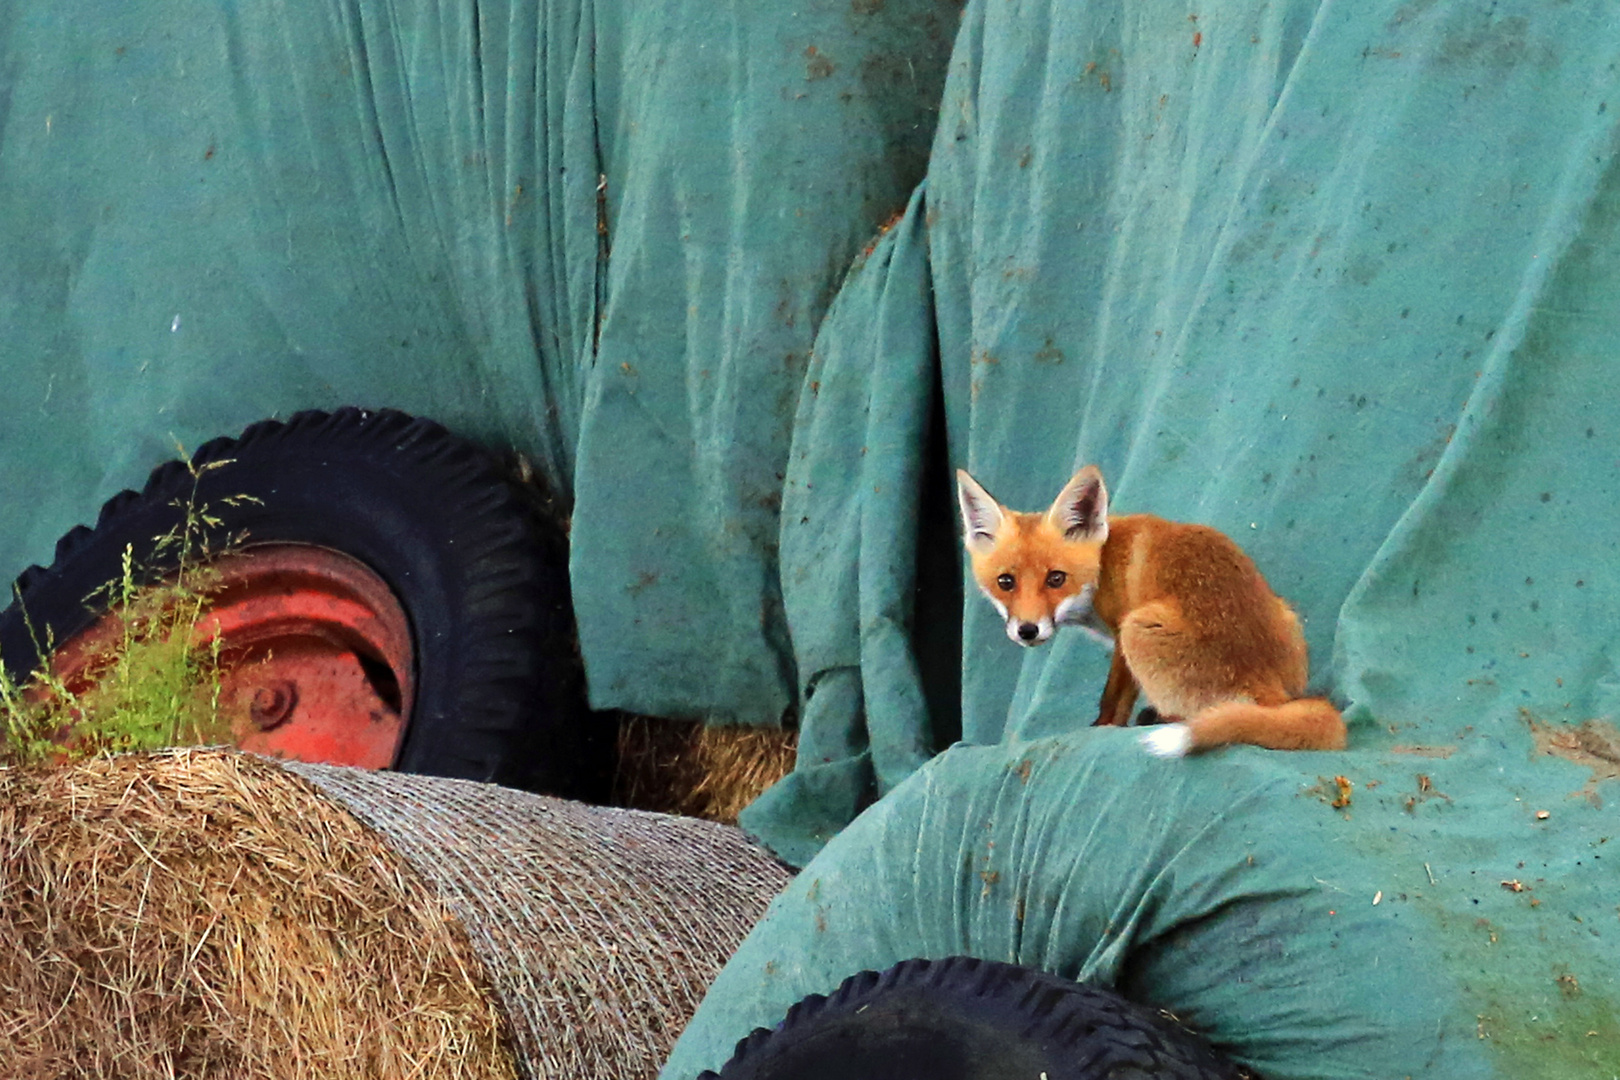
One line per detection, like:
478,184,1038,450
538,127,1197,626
0,749,790,1080
666,732,1620,1080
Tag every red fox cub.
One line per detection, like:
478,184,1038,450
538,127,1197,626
955,466,1347,757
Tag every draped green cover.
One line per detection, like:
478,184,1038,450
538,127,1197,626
0,0,954,725
689,2,1620,1076
3,2,1617,1075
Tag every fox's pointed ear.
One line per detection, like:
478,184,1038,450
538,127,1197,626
1047,465,1109,543
956,469,1004,554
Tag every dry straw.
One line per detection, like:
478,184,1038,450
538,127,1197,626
1,749,792,1080
614,716,797,824
0,748,513,1080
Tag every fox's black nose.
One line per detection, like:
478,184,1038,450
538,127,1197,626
1017,622,1040,642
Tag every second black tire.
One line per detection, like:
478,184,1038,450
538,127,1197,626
700,956,1250,1080
0,407,608,799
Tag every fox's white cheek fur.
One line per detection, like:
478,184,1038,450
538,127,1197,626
1056,584,1113,645
1053,585,1094,625
1140,724,1193,758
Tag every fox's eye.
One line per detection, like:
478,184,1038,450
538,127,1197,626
996,573,1015,592
1045,570,1067,589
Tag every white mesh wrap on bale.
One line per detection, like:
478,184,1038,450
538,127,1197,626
277,761,792,1080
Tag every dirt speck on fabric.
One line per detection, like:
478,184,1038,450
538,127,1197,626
1392,744,1457,758
805,46,835,80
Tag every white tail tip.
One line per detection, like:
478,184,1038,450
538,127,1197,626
1140,723,1193,758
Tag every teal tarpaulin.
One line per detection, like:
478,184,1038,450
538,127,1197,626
4,0,1620,1075
673,736,1519,1079
745,0,1620,861
682,0,1620,1076
0,0,956,725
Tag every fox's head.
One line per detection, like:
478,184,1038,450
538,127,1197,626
956,466,1110,647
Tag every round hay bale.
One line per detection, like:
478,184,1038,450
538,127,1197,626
0,750,513,1079
279,758,793,1078
0,749,793,1080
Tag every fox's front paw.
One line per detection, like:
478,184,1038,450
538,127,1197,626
1140,723,1193,758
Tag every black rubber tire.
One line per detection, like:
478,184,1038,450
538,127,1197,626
0,407,609,799
699,956,1251,1080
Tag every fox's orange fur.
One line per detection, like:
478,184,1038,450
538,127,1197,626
956,466,1346,757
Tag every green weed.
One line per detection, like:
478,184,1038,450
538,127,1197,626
0,455,251,766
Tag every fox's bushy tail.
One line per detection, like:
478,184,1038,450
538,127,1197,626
1140,697,1346,757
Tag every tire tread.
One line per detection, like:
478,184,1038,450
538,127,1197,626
698,956,1252,1080
0,407,603,798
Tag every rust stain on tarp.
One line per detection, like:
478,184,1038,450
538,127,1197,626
1524,710,1620,799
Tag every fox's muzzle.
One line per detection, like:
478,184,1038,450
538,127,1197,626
1008,617,1054,646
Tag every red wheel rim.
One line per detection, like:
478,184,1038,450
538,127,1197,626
48,544,414,768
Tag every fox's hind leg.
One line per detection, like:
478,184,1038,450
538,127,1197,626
1116,601,1226,721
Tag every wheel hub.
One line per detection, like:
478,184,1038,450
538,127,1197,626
48,544,414,769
